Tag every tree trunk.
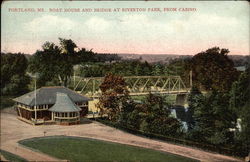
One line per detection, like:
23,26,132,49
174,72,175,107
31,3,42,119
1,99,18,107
58,75,63,85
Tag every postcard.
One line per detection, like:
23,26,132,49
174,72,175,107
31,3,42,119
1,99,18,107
1,1,249,162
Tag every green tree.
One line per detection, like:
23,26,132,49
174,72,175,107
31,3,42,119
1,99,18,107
191,47,238,91
152,64,164,76
207,92,235,145
118,101,141,129
1,53,31,95
28,42,61,86
59,38,76,55
229,69,250,115
141,61,152,76
237,101,250,156
29,38,95,87
97,73,129,121
229,67,250,155
187,86,202,129
166,58,192,86
135,64,143,76
3,74,30,95
191,91,235,145
139,93,182,136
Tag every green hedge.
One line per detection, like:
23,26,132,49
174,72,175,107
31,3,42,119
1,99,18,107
95,118,245,158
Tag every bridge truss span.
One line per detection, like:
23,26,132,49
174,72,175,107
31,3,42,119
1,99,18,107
72,75,188,97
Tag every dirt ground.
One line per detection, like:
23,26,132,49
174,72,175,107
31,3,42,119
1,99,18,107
0,110,243,162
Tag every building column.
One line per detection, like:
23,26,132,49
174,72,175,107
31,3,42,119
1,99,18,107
51,112,54,121
34,105,37,121
17,107,22,117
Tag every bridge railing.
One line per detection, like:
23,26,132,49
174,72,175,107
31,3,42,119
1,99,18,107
70,76,188,97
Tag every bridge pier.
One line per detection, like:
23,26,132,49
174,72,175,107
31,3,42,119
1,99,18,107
175,94,188,107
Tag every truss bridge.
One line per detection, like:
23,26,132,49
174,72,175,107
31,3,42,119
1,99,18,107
72,76,189,98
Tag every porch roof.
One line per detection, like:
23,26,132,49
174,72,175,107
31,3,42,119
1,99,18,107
49,93,81,112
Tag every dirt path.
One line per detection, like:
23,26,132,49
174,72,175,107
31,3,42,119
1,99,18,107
0,112,243,162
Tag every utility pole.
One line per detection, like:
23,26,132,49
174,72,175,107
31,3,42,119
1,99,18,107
34,74,37,122
190,70,193,88
74,71,76,88
73,65,78,88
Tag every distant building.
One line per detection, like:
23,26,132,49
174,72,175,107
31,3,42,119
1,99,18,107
235,66,246,72
13,86,91,125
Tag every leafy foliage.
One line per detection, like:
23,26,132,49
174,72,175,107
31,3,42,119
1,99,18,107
1,53,31,95
187,86,202,129
97,73,182,136
229,67,250,155
97,73,129,121
229,68,250,114
167,58,192,86
29,38,95,87
123,93,182,136
191,47,239,91
78,58,192,79
189,91,236,146
79,60,152,77
237,101,250,155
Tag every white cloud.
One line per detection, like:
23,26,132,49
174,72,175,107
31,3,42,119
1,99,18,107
24,15,77,34
161,13,244,44
120,14,171,31
57,12,245,49
85,16,110,32
116,14,174,41
121,14,149,24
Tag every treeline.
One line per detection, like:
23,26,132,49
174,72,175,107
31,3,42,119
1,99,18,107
229,55,250,67
1,38,193,90
28,38,122,87
79,59,189,77
2,39,243,93
1,38,121,95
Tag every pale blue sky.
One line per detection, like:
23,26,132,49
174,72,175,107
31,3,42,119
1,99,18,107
1,1,249,55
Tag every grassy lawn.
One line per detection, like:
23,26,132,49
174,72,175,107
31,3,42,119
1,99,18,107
19,136,198,162
0,149,27,162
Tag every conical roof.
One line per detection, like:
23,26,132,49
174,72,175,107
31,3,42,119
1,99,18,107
49,93,81,112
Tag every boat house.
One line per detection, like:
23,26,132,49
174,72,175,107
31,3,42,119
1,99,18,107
13,86,91,125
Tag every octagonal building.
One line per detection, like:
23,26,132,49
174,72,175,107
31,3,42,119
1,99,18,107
13,86,91,125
